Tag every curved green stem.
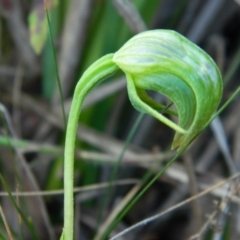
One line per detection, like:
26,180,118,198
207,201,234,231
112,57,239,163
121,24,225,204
62,54,118,240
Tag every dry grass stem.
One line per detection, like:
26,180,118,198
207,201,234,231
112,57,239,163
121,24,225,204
0,179,139,197
95,184,141,240
0,204,14,240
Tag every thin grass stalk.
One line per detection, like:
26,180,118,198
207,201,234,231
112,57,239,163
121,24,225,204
44,1,67,128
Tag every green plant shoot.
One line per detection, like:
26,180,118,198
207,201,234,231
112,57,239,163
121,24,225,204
60,30,223,239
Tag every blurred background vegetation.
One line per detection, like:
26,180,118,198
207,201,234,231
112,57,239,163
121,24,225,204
1,0,240,239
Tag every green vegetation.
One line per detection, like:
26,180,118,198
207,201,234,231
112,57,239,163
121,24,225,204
1,1,240,240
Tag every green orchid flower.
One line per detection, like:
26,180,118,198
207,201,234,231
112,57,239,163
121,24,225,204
61,29,223,240
113,30,222,149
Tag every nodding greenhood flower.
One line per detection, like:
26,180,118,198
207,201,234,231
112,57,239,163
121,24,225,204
113,30,223,149
62,29,223,240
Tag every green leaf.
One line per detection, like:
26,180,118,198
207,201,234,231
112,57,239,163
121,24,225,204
28,0,58,54
113,29,223,149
